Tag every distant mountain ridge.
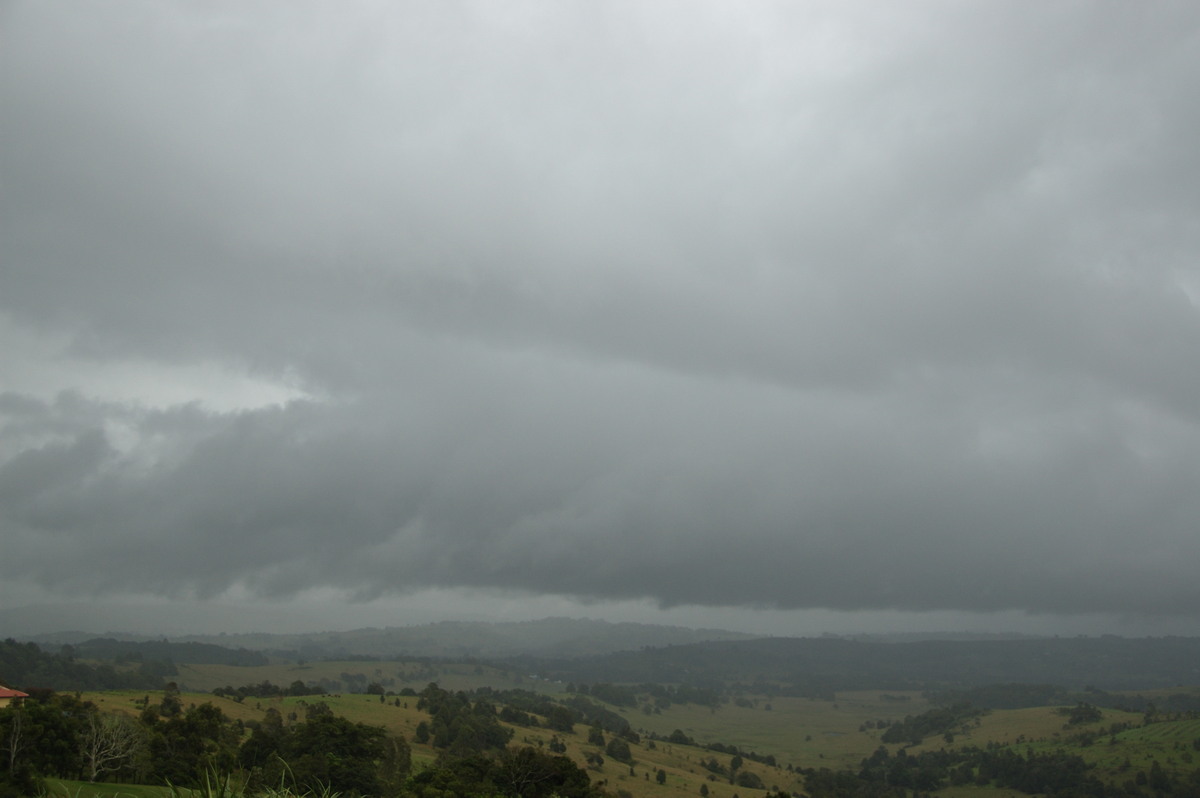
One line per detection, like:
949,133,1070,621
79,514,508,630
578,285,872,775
16,617,757,660
511,635,1200,692
176,617,758,659
11,619,1200,694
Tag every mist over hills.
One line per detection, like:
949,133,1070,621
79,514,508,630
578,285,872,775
181,618,759,659
8,616,1200,695
512,635,1200,693
14,617,756,660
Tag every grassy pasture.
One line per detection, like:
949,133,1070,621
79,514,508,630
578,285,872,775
87,682,929,772
1079,717,1200,780
631,691,932,772
901,705,1069,755
78,689,431,740
1125,718,1200,741
75,687,807,798
530,727,806,798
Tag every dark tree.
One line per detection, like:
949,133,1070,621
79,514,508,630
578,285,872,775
546,705,576,733
378,734,412,797
606,737,633,763
496,746,599,798
285,713,387,796
588,724,607,747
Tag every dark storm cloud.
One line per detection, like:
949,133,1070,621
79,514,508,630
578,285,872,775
3,1,1200,620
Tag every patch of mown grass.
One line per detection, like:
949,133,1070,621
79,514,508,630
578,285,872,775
47,772,364,798
934,786,1032,798
43,778,177,798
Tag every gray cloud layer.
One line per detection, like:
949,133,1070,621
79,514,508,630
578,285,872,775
3,2,1200,622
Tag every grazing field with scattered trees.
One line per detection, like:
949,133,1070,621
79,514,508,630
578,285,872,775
6,633,1200,797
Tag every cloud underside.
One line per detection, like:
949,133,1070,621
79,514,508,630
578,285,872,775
4,373,1199,616
2,1,1200,620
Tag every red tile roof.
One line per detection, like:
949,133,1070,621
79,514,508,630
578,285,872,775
0,686,28,699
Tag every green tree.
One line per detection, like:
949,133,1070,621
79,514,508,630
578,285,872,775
158,682,183,718
142,702,239,787
1148,760,1171,792
377,734,412,798
606,737,632,763
546,705,575,733
496,746,599,798
285,713,387,796
238,708,287,788
0,691,90,782
588,724,606,747
417,683,512,755
730,753,743,782
735,771,765,789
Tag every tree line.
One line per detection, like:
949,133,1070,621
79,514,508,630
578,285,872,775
0,681,605,798
0,638,162,692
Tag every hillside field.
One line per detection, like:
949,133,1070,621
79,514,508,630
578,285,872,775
77,676,1200,798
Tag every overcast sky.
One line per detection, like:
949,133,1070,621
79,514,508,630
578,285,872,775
3,1,1200,639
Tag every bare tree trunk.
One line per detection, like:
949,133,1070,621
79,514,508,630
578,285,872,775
4,708,23,774
81,712,143,782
